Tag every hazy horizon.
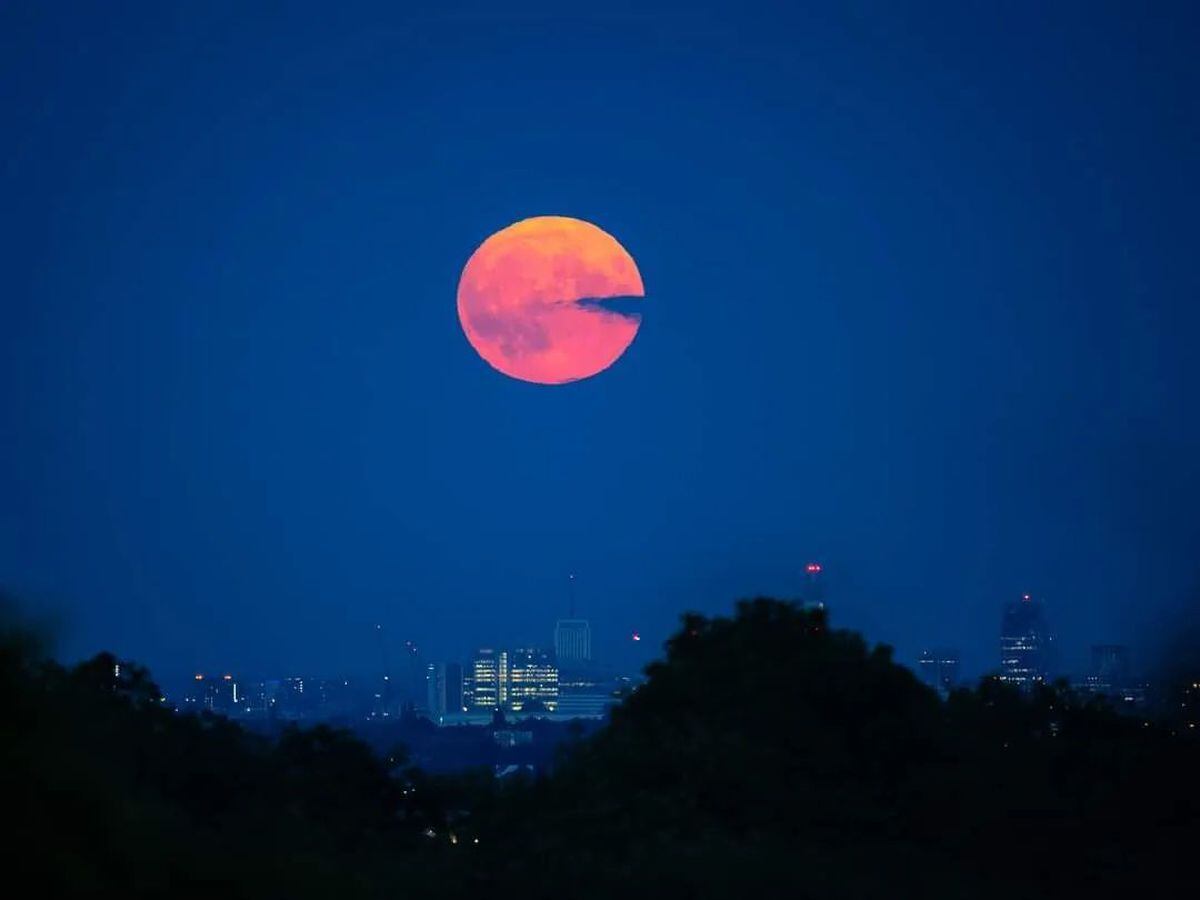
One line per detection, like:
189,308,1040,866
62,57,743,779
4,2,1198,688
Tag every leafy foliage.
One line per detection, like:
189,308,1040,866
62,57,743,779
2,639,450,897
4,598,1197,898
456,600,1198,898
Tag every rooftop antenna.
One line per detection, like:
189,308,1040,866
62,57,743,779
568,572,577,619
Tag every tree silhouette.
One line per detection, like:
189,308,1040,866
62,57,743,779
452,599,1200,898
4,596,1198,898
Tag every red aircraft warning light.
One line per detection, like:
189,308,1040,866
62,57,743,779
806,563,822,574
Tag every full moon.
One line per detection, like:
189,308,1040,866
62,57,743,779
456,216,645,384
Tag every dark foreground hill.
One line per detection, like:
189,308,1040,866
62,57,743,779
4,598,1196,898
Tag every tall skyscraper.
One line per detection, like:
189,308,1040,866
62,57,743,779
554,619,592,668
1089,644,1131,692
402,639,425,707
470,648,506,710
426,662,464,719
186,674,225,712
800,562,825,609
999,594,1050,690
918,649,961,698
507,649,559,712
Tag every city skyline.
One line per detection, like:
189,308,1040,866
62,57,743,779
5,2,1198,725
169,584,1156,720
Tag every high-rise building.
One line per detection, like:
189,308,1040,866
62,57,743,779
468,649,557,713
425,662,465,719
918,649,961,698
999,594,1050,690
470,648,506,710
235,680,272,718
187,674,238,712
402,640,425,707
426,663,441,716
554,620,592,668
800,562,826,609
1089,645,1131,693
1077,645,1146,707
507,649,558,712
186,674,216,712
461,670,475,710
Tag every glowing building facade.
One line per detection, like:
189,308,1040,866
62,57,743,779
507,649,559,712
468,648,558,712
470,649,505,710
999,594,1050,691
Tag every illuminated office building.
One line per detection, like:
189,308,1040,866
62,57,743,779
999,594,1050,691
506,649,558,712
469,648,558,712
470,649,505,710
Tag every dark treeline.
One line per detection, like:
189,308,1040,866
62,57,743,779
4,598,1197,898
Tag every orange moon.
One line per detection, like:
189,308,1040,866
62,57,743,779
456,216,645,384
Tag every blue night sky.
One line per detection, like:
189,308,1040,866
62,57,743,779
3,2,1198,684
